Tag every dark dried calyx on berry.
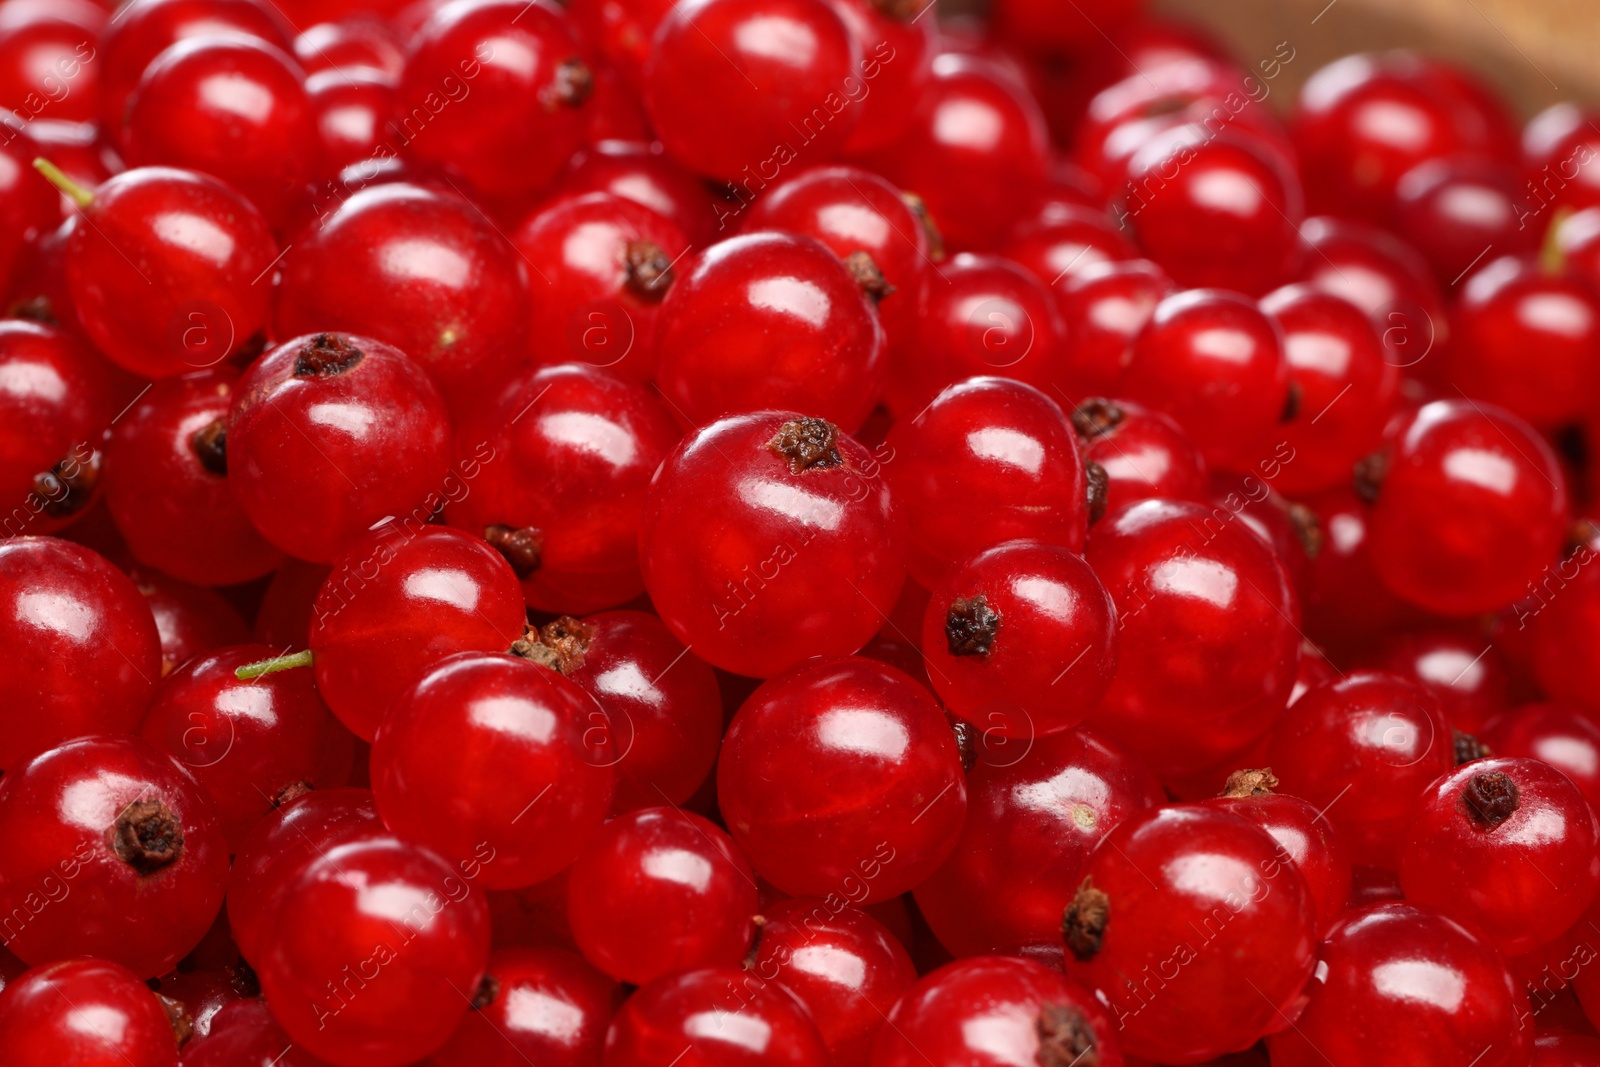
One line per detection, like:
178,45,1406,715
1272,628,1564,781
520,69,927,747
1454,730,1490,766
1085,460,1109,524
1280,381,1303,423
8,294,56,323
844,251,895,304
1352,449,1390,504
112,800,183,876
191,418,228,475
511,615,593,674
1219,767,1279,798
868,0,926,19
948,715,978,773
544,57,594,110
946,595,1000,658
1070,398,1125,441
294,333,365,377
156,992,194,1047
741,913,768,969
1035,1003,1099,1067
1288,502,1323,560
624,240,675,301
1063,878,1109,962
484,524,543,577
31,446,100,517
470,974,500,1011
769,417,843,473
272,780,314,808
1463,770,1519,829
901,191,945,262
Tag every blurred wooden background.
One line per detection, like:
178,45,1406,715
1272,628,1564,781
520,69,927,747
1157,0,1599,115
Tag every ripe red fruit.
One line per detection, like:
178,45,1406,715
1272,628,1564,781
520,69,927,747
557,138,717,243
178,999,334,1067
827,0,933,154
0,734,228,978
1482,703,1600,813
604,966,829,1067
1063,805,1318,1063
1068,395,1210,512
1053,259,1175,399
293,19,404,77
1394,157,1536,282
256,835,492,1066
718,657,966,902
1267,903,1533,1067
132,567,251,675
0,537,161,771
640,412,906,677
0,958,181,1067
0,120,59,298
0,1,103,126
1367,628,1509,734
228,332,454,564
430,947,620,1067
308,69,397,176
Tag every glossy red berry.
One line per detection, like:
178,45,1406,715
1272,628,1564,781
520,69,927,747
448,362,680,614
1084,499,1301,782
372,651,616,888
606,966,826,1066
139,643,354,848
1400,757,1600,956
0,734,228,977
565,0,672,89
1053,259,1174,399
1482,703,1600,813
178,998,335,1067
1062,805,1317,1063
1301,484,1423,655
870,955,1122,1067
827,0,933,154
1068,396,1209,513
51,165,278,379
914,728,1163,957
256,835,491,1066
1394,156,1536,282
1267,670,1454,866
655,233,886,431
430,947,620,1067
103,367,285,586
294,18,405,77
640,412,905,677
1267,902,1533,1067
228,332,453,564
0,537,161,771
132,567,251,676
0,120,58,296
153,964,253,1042
1367,399,1568,616
307,69,397,176
922,539,1118,739
1002,200,1138,296
719,657,965,902
1367,628,1509,734
567,806,757,985
0,0,102,125
0,958,181,1067
1534,1034,1600,1066
397,0,589,204
275,182,532,414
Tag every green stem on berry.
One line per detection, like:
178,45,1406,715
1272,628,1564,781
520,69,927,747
235,648,314,680
32,157,93,210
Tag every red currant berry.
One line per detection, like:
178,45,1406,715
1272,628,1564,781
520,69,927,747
307,69,397,177
1063,805,1317,1063
256,835,491,1066
0,537,161,770
1001,200,1138,294
132,567,251,675
567,806,757,985
294,18,404,77
914,728,1162,957
565,0,672,89
1266,902,1532,1067
605,965,829,1066
1365,627,1509,735
430,947,620,1067
0,734,228,977
1300,484,1422,655
153,964,254,1042
870,955,1122,1067
1084,499,1300,782
1366,399,1568,616
252,558,331,650
1053,259,1174,399
1535,1034,1600,1066
274,183,532,415
178,999,333,1067
0,958,182,1067
103,368,285,586
827,0,933,154
228,332,453,564
1395,156,1536,282
640,412,905,677
1523,103,1600,215
0,120,58,296
448,362,680,614
0,0,103,124
1068,395,1209,512
1482,703,1600,813
1266,670,1454,866
718,657,965,902
372,651,616,888
557,139,718,244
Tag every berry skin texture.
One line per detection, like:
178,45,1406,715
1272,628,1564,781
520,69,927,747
914,729,1164,958
1062,805,1318,1064
557,139,718,244
1083,499,1301,782
654,233,886,432
869,955,1123,1067
0,537,161,771
132,567,251,675
567,806,757,985
274,183,532,415
429,947,621,1067
178,999,337,1067
372,651,616,889
718,657,966,903
256,835,492,1067
0,734,228,978
825,0,934,155
748,898,916,1067
922,539,1119,739
0,958,180,1067
1069,395,1210,513
643,0,858,182
103,367,284,586
1399,757,1600,957
1266,903,1533,1067
886,376,1088,589
228,332,454,564
1053,261,1175,401
1527,525,1600,714
138,643,354,849
309,522,527,741
603,965,829,1067
1368,627,1510,734
447,362,681,614
57,166,278,379
639,412,906,678
1367,399,1569,617
1482,703,1600,813
1267,670,1454,867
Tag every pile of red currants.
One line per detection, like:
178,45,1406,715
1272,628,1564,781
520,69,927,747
2,0,1600,1063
